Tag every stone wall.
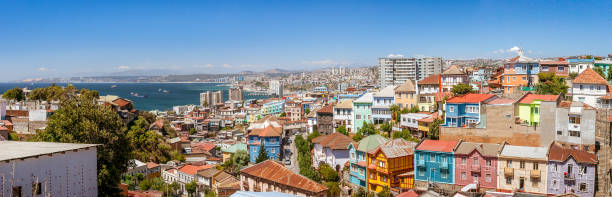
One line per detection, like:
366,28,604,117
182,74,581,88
595,109,612,197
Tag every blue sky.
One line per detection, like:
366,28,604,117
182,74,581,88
1,0,612,81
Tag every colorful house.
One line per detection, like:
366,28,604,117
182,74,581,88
440,65,469,93
353,93,373,132
394,80,418,109
372,86,396,124
501,52,540,94
568,58,594,74
414,140,459,191
539,59,569,77
417,74,441,112
546,142,597,197
311,132,354,168
333,99,353,133
349,134,388,188
221,143,247,162
366,138,418,192
261,99,285,116
247,124,283,163
594,58,612,81
570,67,608,108
497,144,548,194
443,93,497,128
453,141,502,192
515,93,560,126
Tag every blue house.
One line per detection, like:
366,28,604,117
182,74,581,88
348,135,388,188
443,93,497,128
247,124,283,163
414,140,459,187
372,86,395,124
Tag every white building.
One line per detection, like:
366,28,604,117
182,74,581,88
570,67,608,108
333,99,353,133
200,91,223,108
400,113,432,130
0,101,6,120
0,141,98,197
569,58,594,74
268,80,283,97
379,56,443,87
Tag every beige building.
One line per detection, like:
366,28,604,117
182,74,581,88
497,144,548,194
394,79,417,109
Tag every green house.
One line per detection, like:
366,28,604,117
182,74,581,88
516,93,559,126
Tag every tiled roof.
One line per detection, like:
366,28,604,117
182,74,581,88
396,190,419,197
368,138,418,158
216,175,240,189
374,86,396,97
146,162,160,169
112,98,132,107
197,168,220,178
442,65,465,75
539,60,568,65
335,99,353,109
518,93,559,104
394,80,416,92
446,93,496,104
191,142,217,152
418,74,440,85
454,142,501,157
499,145,547,160
416,140,458,153
507,54,537,63
487,98,515,105
311,132,354,150
240,160,328,193
572,67,608,85
356,134,389,152
317,104,334,114
178,164,215,175
434,92,453,102
558,101,595,110
548,142,597,164
250,125,282,137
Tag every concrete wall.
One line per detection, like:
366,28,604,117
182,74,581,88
0,147,98,196
441,104,542,147
28,109,47,122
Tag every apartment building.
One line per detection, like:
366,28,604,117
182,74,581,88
379,57,443,87
497,145,548,194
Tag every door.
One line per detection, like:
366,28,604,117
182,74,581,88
472,173,479,183
430,168,436,181
519,177,525,190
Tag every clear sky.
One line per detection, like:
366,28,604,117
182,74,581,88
1,0,612,81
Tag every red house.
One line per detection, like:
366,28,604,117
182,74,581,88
453,141,502,192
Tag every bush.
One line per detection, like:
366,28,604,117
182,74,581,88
324,181,341,197
319,163,339,182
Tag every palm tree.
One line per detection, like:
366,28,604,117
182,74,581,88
389,104,401,123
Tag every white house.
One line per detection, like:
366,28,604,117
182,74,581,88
311,132,354,169
400,113,432,130
333,99,353,133
570,67,608,108
0,141,98,197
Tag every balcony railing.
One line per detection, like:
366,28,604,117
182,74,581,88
530,170,540,179
564,174,575,181
470,165,480,172
504,168,514,177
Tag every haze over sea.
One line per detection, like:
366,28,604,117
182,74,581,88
0,83,267,111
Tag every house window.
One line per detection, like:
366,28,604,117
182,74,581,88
466,106,479,113
580,183,587,191
378,161,385,168
12,186,22,197
558,66,564,71
486,174,492,182
557,130,563,136
462,157,467,164
533,162,538,170
430,154,435,162
419,168,425,176
506,177,512,184
449,106,455,113
473,157,478,165
522,77,526,80
569,116,581,124
581,166,587,174
351,152,355,160
486,159,492,166
570,131,581,137
520,161,525,169
442,157,447,163
554,164,558,172
580,85,584,90
506,160,512,168
532,181,538,187
568,164,573,174
534,107,539,114
441,170,448,179
461,172,467,180
370,172,376,179
420,155,424,160
33,182,42,195
542,66,549,71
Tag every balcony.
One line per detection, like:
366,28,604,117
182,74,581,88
504,168,514,177
564,174,575,181
530,170,540,179
440,162,448,169
568,123,580,131
470,165,480,172
417,160,425,166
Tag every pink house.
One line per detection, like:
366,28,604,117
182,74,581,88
453,141,502,191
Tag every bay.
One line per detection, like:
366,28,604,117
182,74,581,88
0,83,267,111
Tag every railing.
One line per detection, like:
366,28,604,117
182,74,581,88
530,170,541,179
564,174,575,181
504,168,514,177
470,165,479,172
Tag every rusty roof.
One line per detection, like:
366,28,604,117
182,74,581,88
453,142,501,157
418,74,440,85
416,139,458,152
240,160,328,193
317,104,334,114
367,138,418,158
311,132,354,150
548,142,597,164
250,125,283,137
446,93,496,104
572,67,608,85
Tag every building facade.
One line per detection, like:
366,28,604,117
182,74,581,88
417,74,441,112
540,59,569,77
366,138,418,192
569,58,594,74
440,65,469,93
443,94,497,128
228,86,244,101
353,93,373,132
312,132,354,168
570,67,608,108
515,93,559,126
247,124,283,163
372,86,395,124
268,80,284,98
200,91,223,108
379,57,443,87
453,141,501,192
349,135,388,188
546,142,597,197
333,99,353,133
316,104,334,135
497,145,548,194
394,80,417,109
501,52,540,94
414,140,459,191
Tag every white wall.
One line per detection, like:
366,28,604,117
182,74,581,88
0,147,98,196
28,109,47,121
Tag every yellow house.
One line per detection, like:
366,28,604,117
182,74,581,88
394,80,417,109
366,138,418,192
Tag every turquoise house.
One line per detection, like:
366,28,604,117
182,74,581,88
414,140,459,186
353,93,373,132
348,134,388,187
595,59,612,80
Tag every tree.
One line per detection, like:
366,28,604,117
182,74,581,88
231,150,249,173
205,191,217,197
128,116,175,163
319,163,339,182
324,181,341,197
168,181,180,196
34,92,132,196
389,104,400,122
451,84,473,96
594,66,606,78
305,108,311,115
2,87,25,101
307,130,321,143
336,125,348,136
185,180,198,197
280,112,287,117
255,146,268,163
535,72,569,97
428,119,443,140
569,72,579,79
380,122,392,137
377,186,392,197
189,128,197,135
393,129,419,142
353,187,366,197
608,66,612,82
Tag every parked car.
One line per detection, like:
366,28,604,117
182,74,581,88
284,159,291,165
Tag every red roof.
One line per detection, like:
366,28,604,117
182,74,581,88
539,60,568,65
573,67,608,85
434,92,453,102
396,190,419,197
112,98,132,107
250,125,283,137
192,142,216,151
518,93,559,104
0,126,8,131
317,104,333,114
178,164,215,175
311,132,354,150
146,162,160,169
418,74,440,85
240,160,328,193
446,93,496,104
416,140,458,152
548,142,597,164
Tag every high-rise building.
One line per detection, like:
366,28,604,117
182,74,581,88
228,86,244,101
200,90,223,108
378,57,443,87
268,80,283,97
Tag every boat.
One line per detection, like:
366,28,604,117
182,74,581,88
162,90,169,94
111,85,117,88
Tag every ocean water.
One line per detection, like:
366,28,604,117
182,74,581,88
0,83,267,111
